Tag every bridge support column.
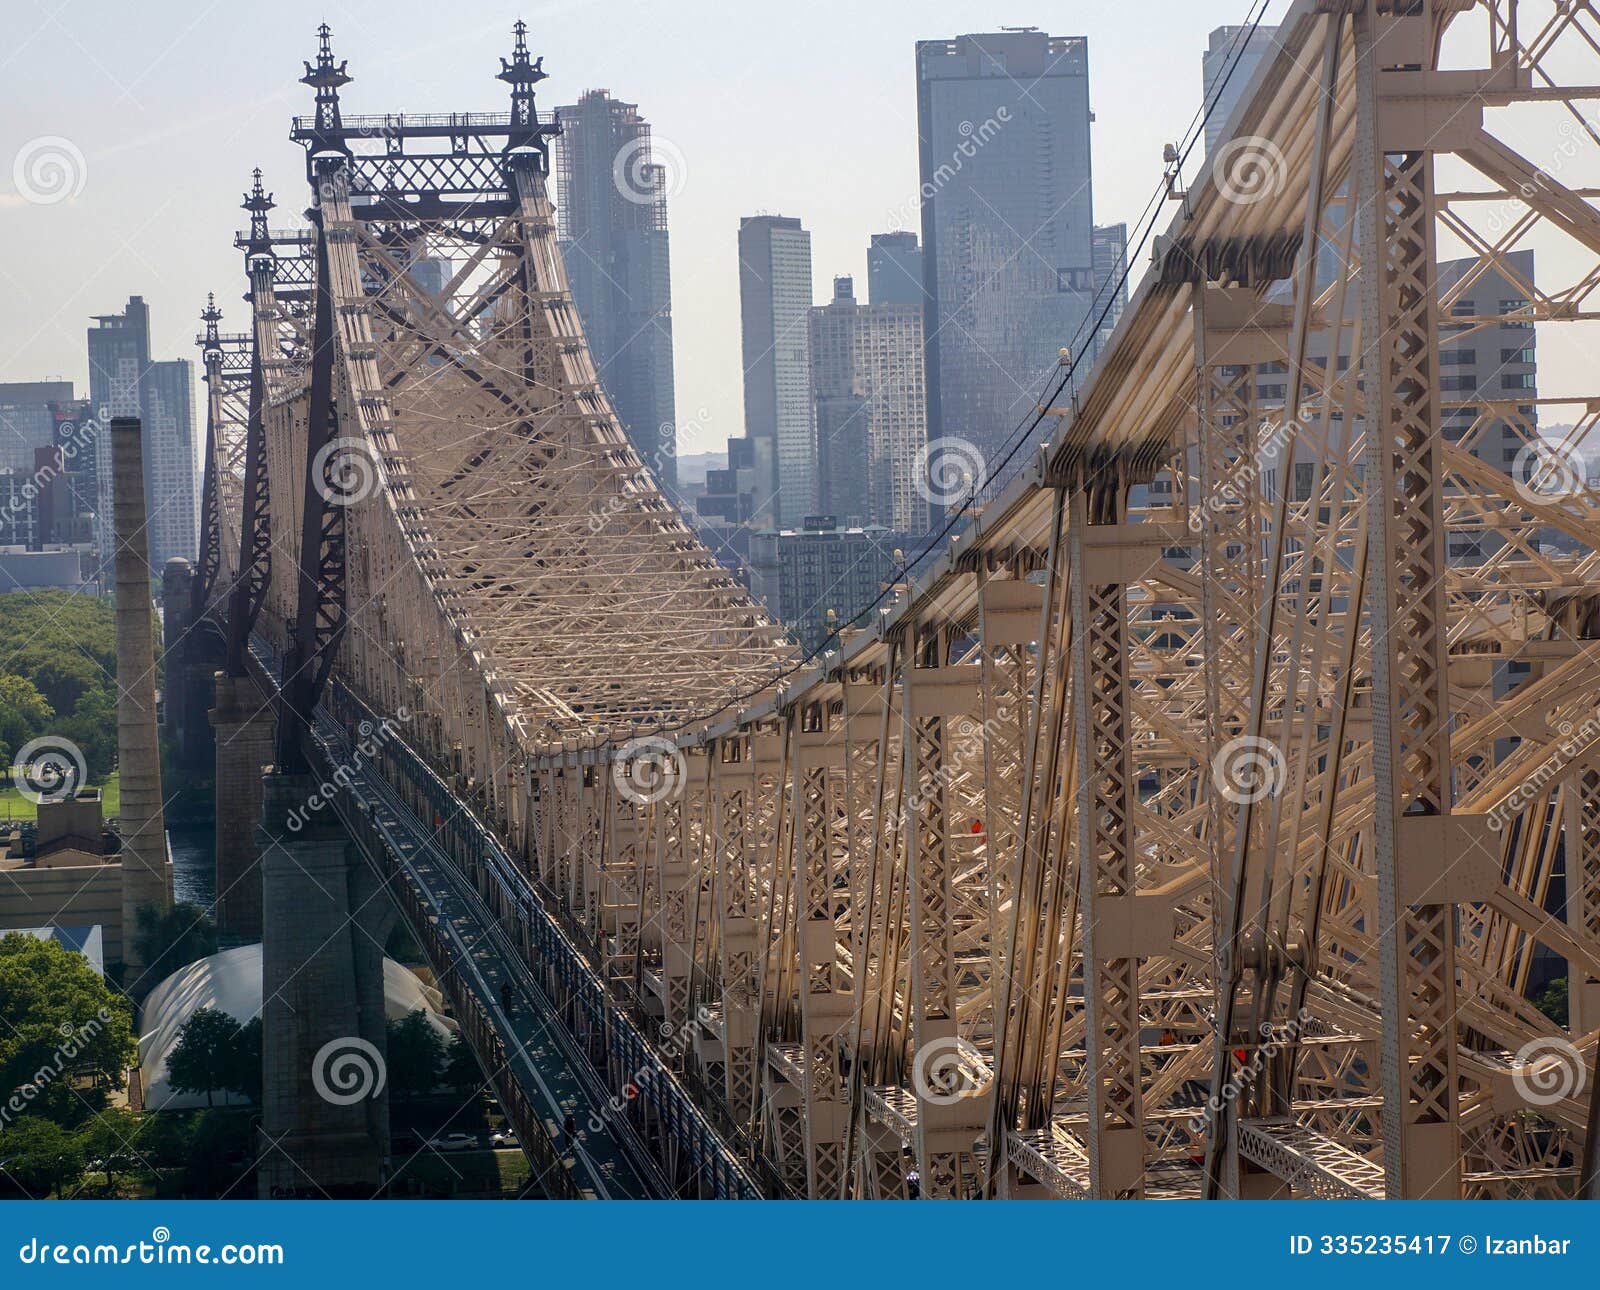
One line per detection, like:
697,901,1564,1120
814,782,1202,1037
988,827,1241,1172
900,637,987,1198
1067,487,1150,1199
160,557,214,772
257,771,388,1197
210,672,275,942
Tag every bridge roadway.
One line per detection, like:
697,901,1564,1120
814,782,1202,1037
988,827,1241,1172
247,641,763,1198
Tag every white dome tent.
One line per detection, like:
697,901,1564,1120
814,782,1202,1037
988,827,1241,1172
138,945,455,1111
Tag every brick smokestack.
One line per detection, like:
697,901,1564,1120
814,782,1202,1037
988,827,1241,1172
111,416,172,987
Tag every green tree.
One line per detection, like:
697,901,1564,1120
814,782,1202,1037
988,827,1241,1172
0,1115,85,1197
56,690,117,781
132,901,217,983
165,1008,243,1107
0,592,119,782
385,1010,445,1103
180,1109,255,1197
0,934,136,1129
226,1017,262,1105
443,1031,481,1097
1536,976,1569,1027
0,674,53,769
76,1106,143,1190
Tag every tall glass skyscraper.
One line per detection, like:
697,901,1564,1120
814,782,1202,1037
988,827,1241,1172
86,296,196,573
738,215,815,526
867,231,925,307
916,30,1096,480
554,89,679,491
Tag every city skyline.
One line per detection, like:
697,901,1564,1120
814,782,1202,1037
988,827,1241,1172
0,1,1313,465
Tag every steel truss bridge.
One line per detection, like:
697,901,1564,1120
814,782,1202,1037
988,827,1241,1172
187,3,1600,1198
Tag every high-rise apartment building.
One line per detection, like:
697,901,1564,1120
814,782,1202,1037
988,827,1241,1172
554,89,679,491
747,519,908,657
1091,223,1130,358
916,31,1097,480
808,276,929,533
1202,24,1282,155
0,382,73,474
867,231,924,307
739,215,815,526
86,296,197,572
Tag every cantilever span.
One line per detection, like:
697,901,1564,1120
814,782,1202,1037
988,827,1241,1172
192,2,1600,1199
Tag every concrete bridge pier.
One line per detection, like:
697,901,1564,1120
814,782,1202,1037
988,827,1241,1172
257,770,389,1198
159,558,215,772
209,672,276,942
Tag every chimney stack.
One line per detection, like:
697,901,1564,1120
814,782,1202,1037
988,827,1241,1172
111,416,173,987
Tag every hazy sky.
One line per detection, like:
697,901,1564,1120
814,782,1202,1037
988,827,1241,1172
0,0,1289,454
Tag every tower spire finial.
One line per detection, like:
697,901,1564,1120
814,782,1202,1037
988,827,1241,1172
498,19,550,163
200,294,223,365
301,22,352,143
243,168,276,259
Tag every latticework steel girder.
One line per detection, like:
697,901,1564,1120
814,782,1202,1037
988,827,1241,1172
209,3,1600,1198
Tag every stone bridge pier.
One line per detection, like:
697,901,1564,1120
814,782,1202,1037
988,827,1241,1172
159,558,216,773
209,672,276,942
256,770,395,1198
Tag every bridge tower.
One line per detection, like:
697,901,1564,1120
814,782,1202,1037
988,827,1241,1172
256,26,390,1197
207,183,281,943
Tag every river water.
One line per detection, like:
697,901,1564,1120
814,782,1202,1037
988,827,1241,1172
168,824,216,910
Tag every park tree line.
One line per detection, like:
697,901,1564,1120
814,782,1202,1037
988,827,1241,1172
0,590,124,783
